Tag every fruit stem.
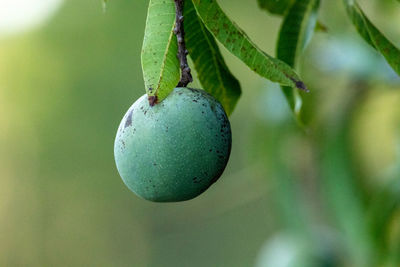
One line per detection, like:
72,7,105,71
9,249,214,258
174,0,193,87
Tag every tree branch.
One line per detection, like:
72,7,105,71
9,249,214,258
174,0,193,87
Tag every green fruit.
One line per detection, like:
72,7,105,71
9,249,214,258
114,87,232,202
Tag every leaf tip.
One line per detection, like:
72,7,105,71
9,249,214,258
295,80,309,92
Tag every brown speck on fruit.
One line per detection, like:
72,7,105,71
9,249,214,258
124,110,133,128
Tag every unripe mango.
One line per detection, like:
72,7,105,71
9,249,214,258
114,87,231,202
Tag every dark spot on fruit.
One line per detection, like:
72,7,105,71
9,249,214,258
192,99,198,102
193,177,201,184
124,110,133,128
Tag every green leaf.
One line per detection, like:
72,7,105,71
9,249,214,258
319,85,376,265
321,131,375,266
191,0,307,93
344,0,400,75
277,0,319,118
257,0,295,15
141,0,180,103
368,178,400,257
184,0,241,115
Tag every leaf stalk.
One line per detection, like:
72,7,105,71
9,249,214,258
174,0,193,87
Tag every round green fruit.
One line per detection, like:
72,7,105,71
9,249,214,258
114,87,232,202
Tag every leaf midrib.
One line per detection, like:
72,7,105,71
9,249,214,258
197,15,227,100
156,21,177,93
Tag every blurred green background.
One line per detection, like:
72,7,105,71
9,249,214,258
1,0,400,266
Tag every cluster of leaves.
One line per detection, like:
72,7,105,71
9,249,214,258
141,0,400,119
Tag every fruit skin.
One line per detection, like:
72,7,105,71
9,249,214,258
114,87,232,202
